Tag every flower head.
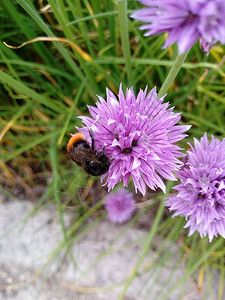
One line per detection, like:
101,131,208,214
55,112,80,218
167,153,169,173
166,134,225,242
77,84,190,195
131,0,225,54
105,188,135,223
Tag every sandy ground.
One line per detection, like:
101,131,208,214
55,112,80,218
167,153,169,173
0,199,214,300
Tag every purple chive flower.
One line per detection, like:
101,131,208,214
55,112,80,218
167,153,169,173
131,0,225,54
105,188,135,223
166,134,225,242
77,84,190,195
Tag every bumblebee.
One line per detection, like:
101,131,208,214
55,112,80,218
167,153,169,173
67,130,110,176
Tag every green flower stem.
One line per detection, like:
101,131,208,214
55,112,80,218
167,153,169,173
158,50,189,98
118,0,132,85
118,198,165,300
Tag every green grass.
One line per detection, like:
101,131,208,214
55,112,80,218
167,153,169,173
0,0,225,299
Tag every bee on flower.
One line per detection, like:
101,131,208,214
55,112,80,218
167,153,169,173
75,84,190,195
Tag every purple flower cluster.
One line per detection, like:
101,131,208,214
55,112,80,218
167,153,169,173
77,84,190,195
131,0,225,54
166,134,225,242
105,188,135,223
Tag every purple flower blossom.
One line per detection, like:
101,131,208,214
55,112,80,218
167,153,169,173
166,134,225,242
77,84,190,195
105,188,135,223
131,0,225,54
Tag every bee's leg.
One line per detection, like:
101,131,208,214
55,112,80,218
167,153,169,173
97,146,106,159
88,128,95,150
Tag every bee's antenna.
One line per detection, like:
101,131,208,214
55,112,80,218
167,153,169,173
89,128,95,150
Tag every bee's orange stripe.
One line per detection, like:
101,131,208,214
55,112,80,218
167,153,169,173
67,133,85,151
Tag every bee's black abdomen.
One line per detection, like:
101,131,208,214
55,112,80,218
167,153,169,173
85,154,110,176
85,163,108,176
